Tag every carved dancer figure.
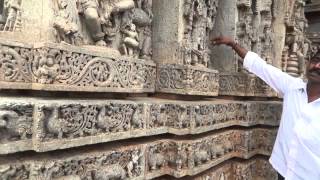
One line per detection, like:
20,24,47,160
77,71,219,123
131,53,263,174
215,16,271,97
77,0,106,46
121,23,139,57
213,35,320,180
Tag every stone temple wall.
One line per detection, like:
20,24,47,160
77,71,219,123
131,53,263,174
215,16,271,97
0,0,309,179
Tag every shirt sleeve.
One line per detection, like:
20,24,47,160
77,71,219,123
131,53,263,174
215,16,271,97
243,51,298,95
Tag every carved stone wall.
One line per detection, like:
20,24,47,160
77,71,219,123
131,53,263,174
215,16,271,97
0,0,306,179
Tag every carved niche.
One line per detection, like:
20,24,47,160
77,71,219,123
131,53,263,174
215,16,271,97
236,0,274,72
282,0,310,77
181,0,219,67
52,0,153,60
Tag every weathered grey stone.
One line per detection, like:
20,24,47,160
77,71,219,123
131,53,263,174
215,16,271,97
0,128,277,180
0,40,156,93
0,97,33,154
0,96,281,154
156,64,219,96
219,72,278,97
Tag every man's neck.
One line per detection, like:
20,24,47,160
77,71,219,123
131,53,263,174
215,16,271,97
307,82,320,103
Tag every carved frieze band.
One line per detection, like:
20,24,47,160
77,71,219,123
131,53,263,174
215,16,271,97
0,41,156,93
156,64,219,96
193,158,277,180
0,97,281,154
219,72,277,97
0,128,276,180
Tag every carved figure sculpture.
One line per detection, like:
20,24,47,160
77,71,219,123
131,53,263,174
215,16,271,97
94,164,127,180
0,110,31,140
34,49,60,84
77,0,106,46
121,23,139,57
54,0,82,45
131,105,143,128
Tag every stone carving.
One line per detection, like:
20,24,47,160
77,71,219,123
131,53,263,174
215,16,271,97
0,164,30,180
0,103,32,142
1,128,277,179
281,0,310,77
157,64,219,96
182,0,218,67
54,0,83,45
0,97,281,154
219,73,277,97
193,158,277,180
1,0,23,32
70,0,153,59
0,42,156,92
236,0,275,72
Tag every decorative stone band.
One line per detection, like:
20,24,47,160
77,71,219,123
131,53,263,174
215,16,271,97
156,64,219,96
219,72,278,97
0,128,276,180
0,40,156,93
0,97,282,154
193,158,277,180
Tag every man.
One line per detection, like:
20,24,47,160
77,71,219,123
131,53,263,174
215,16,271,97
212,36,320,180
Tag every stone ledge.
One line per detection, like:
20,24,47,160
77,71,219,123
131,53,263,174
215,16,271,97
219,72,278,97
0,97,281,154
0,40,156,93
156,64,219,96
0,128,276,180
192,158,277,180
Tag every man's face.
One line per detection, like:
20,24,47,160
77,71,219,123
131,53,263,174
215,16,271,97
306,56,320,83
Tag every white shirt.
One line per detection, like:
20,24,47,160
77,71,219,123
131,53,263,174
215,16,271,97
243,51,320,180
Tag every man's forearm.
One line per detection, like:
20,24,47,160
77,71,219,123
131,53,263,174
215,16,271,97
229,41,248,62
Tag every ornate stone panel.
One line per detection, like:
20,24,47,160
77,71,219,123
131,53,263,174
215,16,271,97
0,128,277,180
0,40,156,93
193,158,277,180
0,97,33,154
0,97,281,154
219,72,277,97
156,64,219,96
281,0,310,77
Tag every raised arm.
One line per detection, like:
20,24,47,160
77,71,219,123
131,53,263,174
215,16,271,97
211,36,300,95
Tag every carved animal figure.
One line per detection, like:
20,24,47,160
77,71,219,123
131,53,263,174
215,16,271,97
45,107,63,139
94,164,127,180
210,143,224,159
0,110,32,140
194,150,209,166
97,106,122,132
148,148,166,170
223,140,233,153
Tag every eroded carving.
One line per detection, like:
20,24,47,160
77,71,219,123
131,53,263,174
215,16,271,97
157,64,219,96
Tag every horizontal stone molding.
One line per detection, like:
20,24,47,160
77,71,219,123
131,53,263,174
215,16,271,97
0,97,282,154
156,64,219,96
0,40,156,93
0,128,276,180
219,72,278,97
193,158,277,180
